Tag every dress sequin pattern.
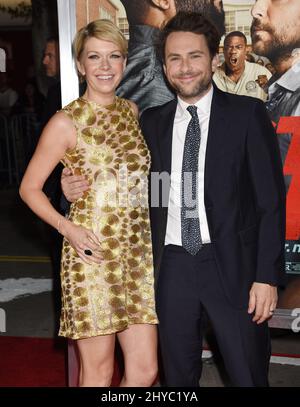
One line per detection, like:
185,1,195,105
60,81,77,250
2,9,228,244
59,97,158,339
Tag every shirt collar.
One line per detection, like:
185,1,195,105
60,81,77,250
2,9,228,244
269,60,300,94
176,85,213,120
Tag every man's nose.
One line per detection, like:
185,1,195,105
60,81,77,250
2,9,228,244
180,58,191,72
42,55,48,65
251,0,268,19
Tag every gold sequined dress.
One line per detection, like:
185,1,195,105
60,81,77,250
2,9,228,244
59,96,158,339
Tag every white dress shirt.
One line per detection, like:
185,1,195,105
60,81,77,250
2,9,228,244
164,86,213,246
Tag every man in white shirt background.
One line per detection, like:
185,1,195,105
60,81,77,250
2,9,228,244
213,31,271,101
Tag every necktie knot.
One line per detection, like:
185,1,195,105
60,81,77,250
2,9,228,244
187,105,198,118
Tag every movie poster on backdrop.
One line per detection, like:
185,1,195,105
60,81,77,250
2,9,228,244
220,0,300,310
86,0,300,308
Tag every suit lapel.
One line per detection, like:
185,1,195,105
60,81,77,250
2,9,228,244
157,99,177,174
205,87,228,193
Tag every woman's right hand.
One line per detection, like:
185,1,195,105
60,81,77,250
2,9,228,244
61,219,103,265
61,168,90,202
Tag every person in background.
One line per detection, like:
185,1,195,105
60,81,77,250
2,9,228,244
213,31,271,101
41,37,61,125
251,0,300,155
246,53,256,63
42,36,60,79
12,81,45,164
0,72,18,116
13,81,45,119
265,62,276,76
19,19,158,387
256,57,265,66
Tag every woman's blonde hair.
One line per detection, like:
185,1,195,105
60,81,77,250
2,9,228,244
73,19,128,80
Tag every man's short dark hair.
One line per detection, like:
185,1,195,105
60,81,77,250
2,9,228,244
158,11,221,62
174,0,225,36
46,36,59,45
120,0,149,25
224,31,247,47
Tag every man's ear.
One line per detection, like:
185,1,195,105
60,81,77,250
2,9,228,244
151,0,173,11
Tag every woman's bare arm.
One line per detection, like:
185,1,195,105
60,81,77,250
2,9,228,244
19,112,102,264
20,111,75,230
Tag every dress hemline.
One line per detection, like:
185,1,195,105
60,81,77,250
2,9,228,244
59,320,159,340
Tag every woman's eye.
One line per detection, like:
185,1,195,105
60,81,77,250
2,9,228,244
88,54,98,60
111,54,122,59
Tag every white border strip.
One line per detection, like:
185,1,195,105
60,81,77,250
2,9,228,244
56,0,80,387
57,0,79,106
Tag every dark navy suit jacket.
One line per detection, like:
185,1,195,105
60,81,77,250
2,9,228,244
140,86,286,308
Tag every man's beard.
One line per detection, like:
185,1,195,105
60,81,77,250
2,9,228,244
251,18,300,63
174,0,225,36
171,74,212,100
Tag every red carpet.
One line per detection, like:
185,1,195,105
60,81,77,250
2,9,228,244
0,337,67,387
0,337,122,387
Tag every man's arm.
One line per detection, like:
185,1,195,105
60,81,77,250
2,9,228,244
61,168,90,202
246,100,286,323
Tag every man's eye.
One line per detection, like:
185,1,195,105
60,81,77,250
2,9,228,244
191,54,201,58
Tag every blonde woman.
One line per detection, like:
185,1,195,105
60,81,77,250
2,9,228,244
20,20,158,387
